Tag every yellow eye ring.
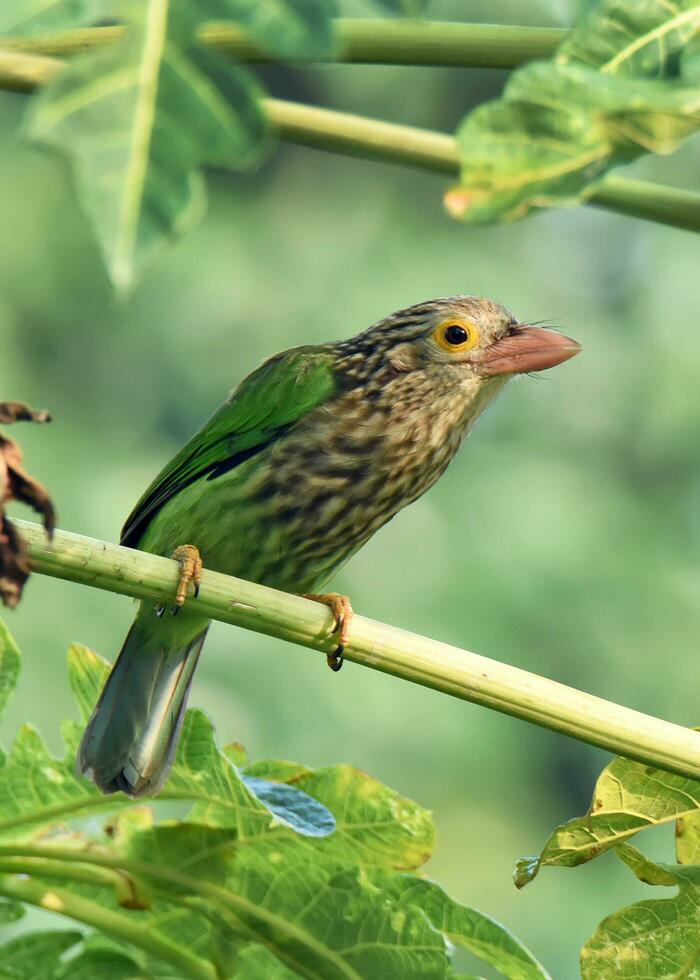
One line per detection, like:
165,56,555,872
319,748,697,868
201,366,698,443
434,320,479,354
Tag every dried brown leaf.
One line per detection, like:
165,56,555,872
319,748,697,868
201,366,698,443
0,402,55,608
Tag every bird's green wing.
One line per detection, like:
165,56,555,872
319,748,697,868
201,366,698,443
121,346,337,547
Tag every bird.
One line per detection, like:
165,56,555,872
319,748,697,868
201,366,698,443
78,295,581,797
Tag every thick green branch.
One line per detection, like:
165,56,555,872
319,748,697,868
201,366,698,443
6,19,566,68
1,48,697,233
0,873,216,980
15,518,700,781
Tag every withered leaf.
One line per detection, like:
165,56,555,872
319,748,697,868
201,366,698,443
0,402,55,609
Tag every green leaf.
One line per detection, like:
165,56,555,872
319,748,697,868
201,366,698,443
0,931,82,980
369,0,428,17
244,760,435,870
197,0,337,59
449,0,700,224
559,0,700,75
677,811,700,864
26,4,269,293
67,643,109,724
0,619,20,723
384,878,552,980
218,836,451,978
614,842,679,887
0,0,105,36
580,859,700,979
66,647,333,839
230,944,302,979
515,752,700,885
0,897,24,926
58,947,144,980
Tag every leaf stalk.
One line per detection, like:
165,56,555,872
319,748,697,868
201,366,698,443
0,872,216,980
5,20,567,67
0,48,697,233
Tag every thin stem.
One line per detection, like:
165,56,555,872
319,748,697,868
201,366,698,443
264,99,700,233
14,518,700,781
0,873,216,980
0,49,697,232
6,20,567,68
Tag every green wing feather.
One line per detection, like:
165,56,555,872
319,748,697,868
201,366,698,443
121,346,337,547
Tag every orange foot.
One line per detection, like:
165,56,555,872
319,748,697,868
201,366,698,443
303,592,354,672
169,544,203,616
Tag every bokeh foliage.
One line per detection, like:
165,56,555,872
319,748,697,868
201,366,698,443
0,620,550,979
0,0,699,976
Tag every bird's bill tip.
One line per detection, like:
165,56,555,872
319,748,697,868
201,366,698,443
477,326,581,377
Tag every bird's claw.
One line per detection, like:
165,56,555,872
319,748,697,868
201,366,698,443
303,592,354,672
169,544,203,615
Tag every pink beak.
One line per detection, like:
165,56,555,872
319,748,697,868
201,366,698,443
476,326,581,377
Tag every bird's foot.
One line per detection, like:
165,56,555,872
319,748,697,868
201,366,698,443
158,544,203,617
303,592,354,672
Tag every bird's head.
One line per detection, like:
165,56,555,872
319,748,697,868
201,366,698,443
338,295,581,418
334,296,581,441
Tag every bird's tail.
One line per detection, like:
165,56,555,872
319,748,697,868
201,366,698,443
78,615,209,797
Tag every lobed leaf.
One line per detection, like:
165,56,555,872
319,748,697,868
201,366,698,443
677,810,700,865
558,0,700,75
449,0,700,224
245,759,435,870
58,946,146,980
216,835,451,978
230,943,302,978
0,619,20,723
0,930,82,980
26,3,269,293
515,751,700,885
0,0,107,36
580,855,700,979
383,878,551,980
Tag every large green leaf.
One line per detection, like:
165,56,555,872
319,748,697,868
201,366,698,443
198,0,337,59
514,751,700,886
0,1,106,35
230,944,302,979
58,946,146,980
245,758,435,871
26,3,269,293
0,931,82,980
449,0,700,224
0,619,20,723
384,878,551,980
215,835,451,978
560,0,700,74
581,851,700,979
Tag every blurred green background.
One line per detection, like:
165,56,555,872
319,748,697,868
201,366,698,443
2,0,700,976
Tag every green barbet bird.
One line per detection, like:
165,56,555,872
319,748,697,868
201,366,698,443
79,296,580,796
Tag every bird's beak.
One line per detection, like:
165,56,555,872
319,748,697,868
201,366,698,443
476,326,581,377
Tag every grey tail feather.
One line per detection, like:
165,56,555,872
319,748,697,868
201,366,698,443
78,621,209,798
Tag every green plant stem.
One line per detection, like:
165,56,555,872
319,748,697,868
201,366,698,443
0,873,216,980
264,99,700,233
0,49,697,232
6,19,567,67
14,518,700,780
0,844,358,979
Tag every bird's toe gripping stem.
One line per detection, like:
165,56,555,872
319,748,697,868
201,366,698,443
156,544,203,617
303,592,354,671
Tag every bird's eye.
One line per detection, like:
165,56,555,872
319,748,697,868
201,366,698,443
434,320,479,353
